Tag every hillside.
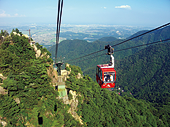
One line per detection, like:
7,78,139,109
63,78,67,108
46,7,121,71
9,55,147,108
116,42,170,104
65,65,166,126
0,29,169,126
116,42,170,126
0,29,80,126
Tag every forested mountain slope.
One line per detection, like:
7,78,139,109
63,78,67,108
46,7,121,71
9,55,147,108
0,29,81,126
1,29,169,126
116,42,170,126
116,42,170,105
65,65,167,126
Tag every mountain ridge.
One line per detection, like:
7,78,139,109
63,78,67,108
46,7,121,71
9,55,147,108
47,25,170,77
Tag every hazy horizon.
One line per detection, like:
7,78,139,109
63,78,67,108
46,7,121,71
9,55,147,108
0,0,170,27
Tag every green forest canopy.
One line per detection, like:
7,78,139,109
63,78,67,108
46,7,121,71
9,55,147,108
0,29,170,126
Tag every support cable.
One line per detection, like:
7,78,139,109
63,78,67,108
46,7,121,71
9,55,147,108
55,0,64,64
68,38,170,63
114,38,170,53
111,22,170,47
65,23,170,63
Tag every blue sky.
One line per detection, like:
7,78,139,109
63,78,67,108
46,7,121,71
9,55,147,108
0,0,170,26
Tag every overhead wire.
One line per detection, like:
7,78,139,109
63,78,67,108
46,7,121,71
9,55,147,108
65,22,170,63
111,22,170,47
114,38,170,53
67,38,170,64
55,0,64,64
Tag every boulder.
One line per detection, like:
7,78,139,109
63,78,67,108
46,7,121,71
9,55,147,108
0,86,8,95
0,119,7,127
76,73,82,79
33,45,37,52
14,98,20,104
40,52,47,58
36,49,41,58
47,55,50,59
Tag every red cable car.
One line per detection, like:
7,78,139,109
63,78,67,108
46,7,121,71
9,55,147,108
96,64,116,88
96,45,116,88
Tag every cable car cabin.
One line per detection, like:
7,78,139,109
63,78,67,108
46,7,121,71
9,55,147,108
96,64,116,88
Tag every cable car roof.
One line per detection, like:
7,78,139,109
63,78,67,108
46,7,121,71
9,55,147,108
97,64,114,68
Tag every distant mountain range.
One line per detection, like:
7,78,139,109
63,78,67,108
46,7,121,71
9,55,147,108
48,25,170,70
127,25,170,41
97,36,117,42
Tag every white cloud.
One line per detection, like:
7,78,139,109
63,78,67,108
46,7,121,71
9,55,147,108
0,10,10,17
14,13,19,17
115,5,131,10
101,7,107,9
0,10,26,17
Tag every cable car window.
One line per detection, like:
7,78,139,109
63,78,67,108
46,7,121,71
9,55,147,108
104,72,115,82
98,68,101,78
96,67,98,75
